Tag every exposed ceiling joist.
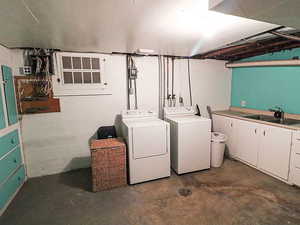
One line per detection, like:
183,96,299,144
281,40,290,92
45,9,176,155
193,29,300,61
204,0,300,61
270,31,300,42
231,42,300,60
199,43,251,58
223,40,297,59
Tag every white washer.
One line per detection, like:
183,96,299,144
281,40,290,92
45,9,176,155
164,106,211,174
122,110,170,184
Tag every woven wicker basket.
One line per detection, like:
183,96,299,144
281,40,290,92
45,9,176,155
90,138,127,192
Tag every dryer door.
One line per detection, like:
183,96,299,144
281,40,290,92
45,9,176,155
131,124,167,159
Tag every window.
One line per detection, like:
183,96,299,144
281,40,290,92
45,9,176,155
61,55,101,84
53,52,110,96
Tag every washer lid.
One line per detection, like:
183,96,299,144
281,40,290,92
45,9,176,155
123,118,167,127
166,115,211,123
164,106,195,116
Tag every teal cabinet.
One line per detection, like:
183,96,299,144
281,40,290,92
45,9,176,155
0,88,5,129
0,129,19,159
0,166,25,209
0,147,22,185
1,65,18,125
0,66,24,214
0,130,24,214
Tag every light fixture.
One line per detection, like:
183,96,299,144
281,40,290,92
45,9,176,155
136,49,155,55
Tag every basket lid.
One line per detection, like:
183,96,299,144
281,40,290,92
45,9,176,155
90,138,125,150
211,132,227,142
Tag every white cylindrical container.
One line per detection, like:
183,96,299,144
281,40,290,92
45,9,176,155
211,132,227,167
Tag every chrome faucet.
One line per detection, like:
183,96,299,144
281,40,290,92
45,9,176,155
269,106,285,123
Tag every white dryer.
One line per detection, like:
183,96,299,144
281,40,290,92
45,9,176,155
122,110,170,184
164,106,211,174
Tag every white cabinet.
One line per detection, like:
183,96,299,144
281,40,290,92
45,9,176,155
213,113,293,182
236,120,260,166
213,115,238,157
258,125,292,180
288,132,300,186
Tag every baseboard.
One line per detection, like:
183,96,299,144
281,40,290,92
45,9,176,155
230,156,292,185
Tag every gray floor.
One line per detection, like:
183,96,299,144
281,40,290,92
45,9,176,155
1,159,300,225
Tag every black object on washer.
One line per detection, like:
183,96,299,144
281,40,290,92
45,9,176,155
97,126,117,139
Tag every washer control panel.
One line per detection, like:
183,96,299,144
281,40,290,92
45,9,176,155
121,110,158,119
164,106,196,116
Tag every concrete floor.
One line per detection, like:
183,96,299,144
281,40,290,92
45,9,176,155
1,159,300,225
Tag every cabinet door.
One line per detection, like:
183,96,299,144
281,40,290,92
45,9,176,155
225,118,238,158
0,85,5,129
236,120,260,166
1,65,18,125
0,166,25,209
213,115,237,157
259,125,292,180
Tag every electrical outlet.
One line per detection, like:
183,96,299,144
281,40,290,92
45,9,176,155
241,100,247,107
19,66,32,75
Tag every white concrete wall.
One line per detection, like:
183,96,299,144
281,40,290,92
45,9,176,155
3,48,231,177
130,57,160,111
190,59,232,118
21,55,165,177
21,55,128,177
0,46,23,71
0,45,13,66
164,58,231,117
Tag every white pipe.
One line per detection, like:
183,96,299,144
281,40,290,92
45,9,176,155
226,59,300,68
188,59,193,106
163,57,166,107
158,56,164,119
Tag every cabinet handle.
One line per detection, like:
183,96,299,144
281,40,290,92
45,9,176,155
11,138,15,144
110,147,121,150
263,131,266,136
230,123,233,127
13,158,17,163
255,129,257,134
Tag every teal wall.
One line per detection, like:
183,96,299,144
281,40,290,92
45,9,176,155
231,48,300,114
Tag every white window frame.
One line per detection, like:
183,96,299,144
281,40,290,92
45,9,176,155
52,52,111,96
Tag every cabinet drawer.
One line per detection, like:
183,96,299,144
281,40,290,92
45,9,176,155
0,147,22,185
293,132,300,143
294,153,300,169
292,167,300,187
0,165,25,209
292,142,300,154
0,130,19,158
0,85,5,130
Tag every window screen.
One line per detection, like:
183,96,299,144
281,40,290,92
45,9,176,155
61,55,101,85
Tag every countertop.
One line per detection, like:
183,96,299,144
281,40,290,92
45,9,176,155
213,110,300,131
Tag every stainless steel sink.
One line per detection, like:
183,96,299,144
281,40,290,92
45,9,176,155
243,114,300,125
243,114,275,122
